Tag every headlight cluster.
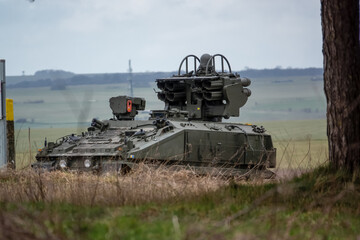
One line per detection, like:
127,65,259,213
58,158,92,169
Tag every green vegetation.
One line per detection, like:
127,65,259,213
0,166,359,239
262,119,328,170
7,73,326,127
3,118,358,239
4,74,347,239
14,119,328,170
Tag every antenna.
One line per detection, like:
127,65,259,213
128,59,133,97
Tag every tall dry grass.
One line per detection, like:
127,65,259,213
0,164,227,207
5,137,329,208
272,137,329,180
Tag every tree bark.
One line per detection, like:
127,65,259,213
321,0,360,174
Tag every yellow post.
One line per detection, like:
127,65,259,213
6,99,14,121
6,99,15,169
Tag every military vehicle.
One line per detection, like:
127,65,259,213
33,54,276,177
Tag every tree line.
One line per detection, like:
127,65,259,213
7,68,323,89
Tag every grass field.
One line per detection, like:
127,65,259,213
4,79,353,239
261,119,328,170
14,118,328,171
7,74,326,127
0,165,358,239
9,74,328,170
3,115,359,239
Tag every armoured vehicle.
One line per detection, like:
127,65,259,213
33,54,276,177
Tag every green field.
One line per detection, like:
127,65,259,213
14,118,328,171
5,79,354,240
8,76,328,169
2,155,359,240
4,117,359,239
7,75,326,128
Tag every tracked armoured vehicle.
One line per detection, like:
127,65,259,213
33,54,276,177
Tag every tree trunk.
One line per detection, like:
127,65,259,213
321,0,360,174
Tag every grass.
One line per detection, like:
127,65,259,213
3,118,352,239
8,77,325,125
0,166,359,239
261,119,326,141
13,119,328,170
4,68,334,238
0,165,225,206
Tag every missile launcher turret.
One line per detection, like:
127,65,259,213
33,54,276,178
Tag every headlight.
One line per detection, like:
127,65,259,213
84,159,91,168
59,159,67,168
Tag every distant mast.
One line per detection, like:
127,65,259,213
128,59,133,97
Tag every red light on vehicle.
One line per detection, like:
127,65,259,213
127,100,132,112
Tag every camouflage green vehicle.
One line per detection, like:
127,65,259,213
33,54,276,177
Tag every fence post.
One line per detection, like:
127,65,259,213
6,99,15,169
0,60,6,168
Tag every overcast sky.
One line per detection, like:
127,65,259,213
0,0,322,76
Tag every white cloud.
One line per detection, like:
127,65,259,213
59,0,156,33
0,0,322,75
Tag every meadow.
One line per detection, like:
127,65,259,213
8,74,327,169
3,76,356,240
7,74,326,127
1,164,359,240
14,119,328,171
